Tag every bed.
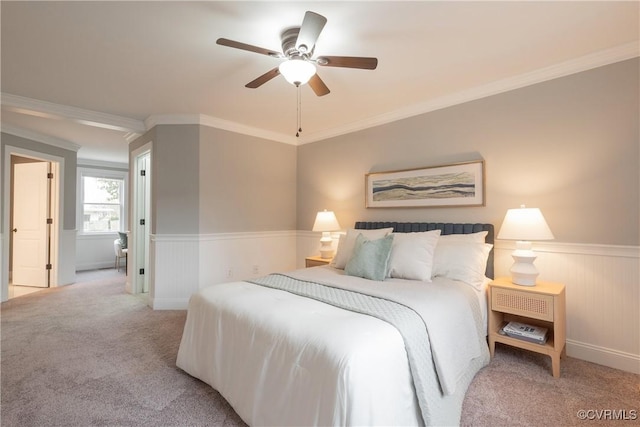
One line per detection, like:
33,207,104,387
177,222,493,426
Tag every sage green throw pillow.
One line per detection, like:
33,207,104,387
344,233,394,281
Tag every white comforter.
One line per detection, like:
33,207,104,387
176,266,489,426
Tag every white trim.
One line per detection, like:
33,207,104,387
145,231,640,374
495,240,640,258
77,158,128,170
1,146,66,301
142,43,638,146
144,114,298,146
149,230,298,310
150,297,189,310
1,124,81,152
567,339,640,375
58,229,76,286
0,233,3,295
150,230,297,242
76,167,128,237
5,43,636,149
1,93,146,133
76,261,115,272
129,143,152,295
124,132,141,143
299,41,640,144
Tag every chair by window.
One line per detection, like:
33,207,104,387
113,239,128,272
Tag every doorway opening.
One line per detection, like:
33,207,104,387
5,153,60,300
128,144,151,298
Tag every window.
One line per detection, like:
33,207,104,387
78,168,127,234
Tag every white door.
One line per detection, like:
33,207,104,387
136,153,151,293
12,162,50,287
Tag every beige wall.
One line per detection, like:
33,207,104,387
130,124,297,235
153,125,200,234
199,126,296,233
297,59,639,246
130,125,201,234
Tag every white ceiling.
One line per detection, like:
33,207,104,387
2,1,638,164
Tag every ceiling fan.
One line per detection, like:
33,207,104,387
217,11,378,96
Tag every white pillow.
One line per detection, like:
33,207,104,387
331,228,394,269
387,230,441,281
438,230,487,243
432,242,493,290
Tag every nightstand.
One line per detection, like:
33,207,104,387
488,277,566,377
305,256,332,268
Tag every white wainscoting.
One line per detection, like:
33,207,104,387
150,231,298,310
58,229,77,286
297,230,341,268
147,230,639,373
0,233,4,301
76,232,119,272
495,241,639,374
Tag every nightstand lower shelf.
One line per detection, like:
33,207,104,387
489,323,566,378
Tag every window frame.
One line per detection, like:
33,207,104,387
77,167,128,236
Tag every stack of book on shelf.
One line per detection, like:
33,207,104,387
500,321,548,344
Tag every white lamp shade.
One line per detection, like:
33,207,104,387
497,207,554,241
279,59,316,86
312,210,340,232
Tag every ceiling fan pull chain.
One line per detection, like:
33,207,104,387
296,84,302,137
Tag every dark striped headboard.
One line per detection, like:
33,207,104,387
354,222,494,279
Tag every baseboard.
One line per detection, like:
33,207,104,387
567,339,640,374
150,297,189,310
76,261,116,271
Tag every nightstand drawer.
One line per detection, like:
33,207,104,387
491,287,554,322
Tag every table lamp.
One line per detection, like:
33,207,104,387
497,205,554,286
312,210,341,259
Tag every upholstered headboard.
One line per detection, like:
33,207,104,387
354,222,495,279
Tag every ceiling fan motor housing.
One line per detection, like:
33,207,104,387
281,28,311,59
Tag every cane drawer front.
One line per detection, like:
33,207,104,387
491,287,554,322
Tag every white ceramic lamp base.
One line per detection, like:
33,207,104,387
509,241,539,286
319,232,334,259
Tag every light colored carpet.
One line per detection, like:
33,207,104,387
1,272,245,426
2,273,638,426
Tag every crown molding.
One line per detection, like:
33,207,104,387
1,124,81,152
123,132,142,143
77,158,129,170
144,114,298,145
1,93,146,133
3,42,636,148
299,41,640,144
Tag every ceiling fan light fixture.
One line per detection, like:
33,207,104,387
278,59,316,86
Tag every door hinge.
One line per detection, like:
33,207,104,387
47,172,54,179
46,264,52,270
46,218,53,224
140,170,146,177
139,268,145,275
140,219,145,226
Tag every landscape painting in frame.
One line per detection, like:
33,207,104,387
365,160,485,208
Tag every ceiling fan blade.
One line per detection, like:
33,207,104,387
308,74,330,97
217,38,283,58
317,56,378,70
245,67,281,88
295,11,327,54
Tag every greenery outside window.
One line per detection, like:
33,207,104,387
78,168,127,234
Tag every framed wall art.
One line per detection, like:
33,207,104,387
365,160,485,208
